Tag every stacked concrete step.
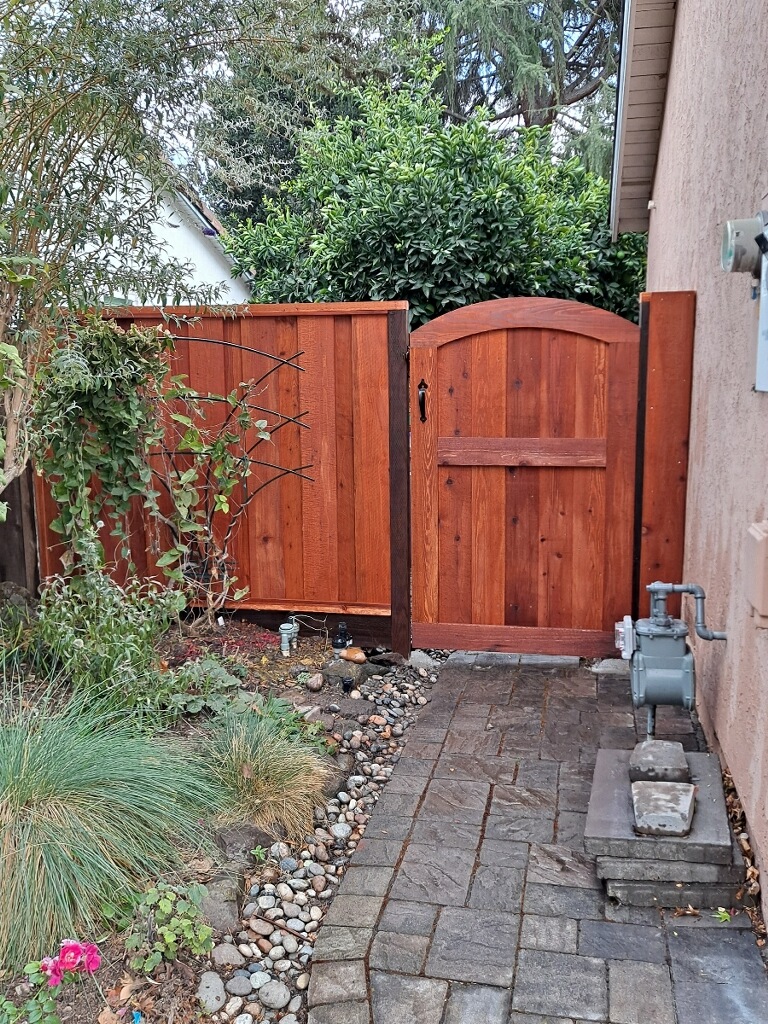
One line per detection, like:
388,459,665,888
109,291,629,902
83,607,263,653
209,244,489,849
585,749,745,907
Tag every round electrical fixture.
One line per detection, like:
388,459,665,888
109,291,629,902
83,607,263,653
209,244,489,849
721,216,764,275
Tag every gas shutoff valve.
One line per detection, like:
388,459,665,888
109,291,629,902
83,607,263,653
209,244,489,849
615,582,727,738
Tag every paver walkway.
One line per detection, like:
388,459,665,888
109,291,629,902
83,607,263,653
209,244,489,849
306,653,768,1024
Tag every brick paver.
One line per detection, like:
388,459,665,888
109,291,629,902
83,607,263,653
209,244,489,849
308,654,767,1023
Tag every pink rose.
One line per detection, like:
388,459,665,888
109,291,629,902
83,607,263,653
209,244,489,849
58,941,85,972
81,943,101,974
41,957,64,987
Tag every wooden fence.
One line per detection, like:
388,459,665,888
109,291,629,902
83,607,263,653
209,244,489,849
34,303,411,651
31,294,694,657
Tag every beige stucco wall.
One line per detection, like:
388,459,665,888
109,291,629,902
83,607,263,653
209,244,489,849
644,0,768,899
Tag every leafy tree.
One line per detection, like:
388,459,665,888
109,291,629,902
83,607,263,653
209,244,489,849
0,0,335,514
414,0,621,172
194,0,409,221
199,0,621,215
224,79,646,327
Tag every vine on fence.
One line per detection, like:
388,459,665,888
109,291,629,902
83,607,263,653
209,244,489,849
33,316,311,619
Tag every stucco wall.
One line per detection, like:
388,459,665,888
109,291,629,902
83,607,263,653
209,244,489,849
645,0,768,897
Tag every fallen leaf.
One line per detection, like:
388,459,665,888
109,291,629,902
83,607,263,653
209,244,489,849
118,976,147,1003
240,763,253,779
672,904,700,917
98,1009,122,1024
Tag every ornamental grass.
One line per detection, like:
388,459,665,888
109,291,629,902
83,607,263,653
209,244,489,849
206,711,336,842
0,698,218,971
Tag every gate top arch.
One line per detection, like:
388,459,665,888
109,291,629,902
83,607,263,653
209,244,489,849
410,297,639,348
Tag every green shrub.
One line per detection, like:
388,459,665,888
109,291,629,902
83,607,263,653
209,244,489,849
206,711,336,841
125,881,213,974
225,77,647,326
32,559,185,725
0,699,219,970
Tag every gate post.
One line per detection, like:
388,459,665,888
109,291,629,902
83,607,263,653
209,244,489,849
387,309,411,656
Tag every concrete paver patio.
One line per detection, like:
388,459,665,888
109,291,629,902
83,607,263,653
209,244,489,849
307,653,768,1024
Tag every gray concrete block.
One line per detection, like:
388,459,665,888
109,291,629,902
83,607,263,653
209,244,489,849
443,984,511,1024
629,740,691,783
312,927,374,962
578,920,666,963
631,781,695,836
519,654,581,668
369,931,429,973
596,843,744,884
668,927,768,1024
591,658,630,676
608,960,675,1024
606,879,744,908
520,914,578,953
307,1003,370,1024
307,961,367,1007
512,950,607,1021
370,973,448,1024
425,907,520,986
585,750,731,863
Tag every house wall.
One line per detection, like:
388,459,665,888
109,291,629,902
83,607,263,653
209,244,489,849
645,0,768,901
154,196,251,304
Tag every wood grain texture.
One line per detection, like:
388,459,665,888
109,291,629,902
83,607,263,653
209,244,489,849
298,315,339,601
275,316,304,599
410,346,438,622
411,622,617,657
438,437,606,467
635,292,695,618
538,331,577,628
571,337,607,629
603,337,640,627
411,297,640,348
436,337,473,622
333,315,357,603
470,331,507,624
351,314,391,605
240,314,286,601
505,329,542,626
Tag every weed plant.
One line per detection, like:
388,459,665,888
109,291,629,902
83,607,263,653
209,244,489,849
0,692,219,970
206,710,336,841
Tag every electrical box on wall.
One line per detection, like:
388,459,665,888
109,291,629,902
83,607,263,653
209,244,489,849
745,520,768,626
721,211,768,392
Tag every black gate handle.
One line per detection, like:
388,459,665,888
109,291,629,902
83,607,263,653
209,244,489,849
418,379,428,422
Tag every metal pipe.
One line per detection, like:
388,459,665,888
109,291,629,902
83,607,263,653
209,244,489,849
647,582,727,640
646,705,656,740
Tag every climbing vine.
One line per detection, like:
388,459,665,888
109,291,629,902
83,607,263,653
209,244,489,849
33,316,311,620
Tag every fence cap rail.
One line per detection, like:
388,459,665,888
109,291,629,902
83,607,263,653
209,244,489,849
110,301,409,318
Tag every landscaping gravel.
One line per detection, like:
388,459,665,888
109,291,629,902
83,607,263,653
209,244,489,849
201,650,443,1021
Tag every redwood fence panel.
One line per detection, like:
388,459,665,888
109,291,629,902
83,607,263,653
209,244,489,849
34,303,410,647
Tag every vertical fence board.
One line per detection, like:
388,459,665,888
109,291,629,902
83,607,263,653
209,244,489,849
505,329,542,626
351,315,391,605
334,315,357,604
275,317,304,601
470,331,507,624
635,291,695,617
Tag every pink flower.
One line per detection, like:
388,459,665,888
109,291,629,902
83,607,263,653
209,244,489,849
81,943,101,974
58,941,85,972
40,957,64,987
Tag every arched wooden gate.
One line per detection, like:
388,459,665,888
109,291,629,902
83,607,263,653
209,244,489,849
409,297,641,657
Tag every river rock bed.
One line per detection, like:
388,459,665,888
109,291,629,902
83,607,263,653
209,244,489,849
198,650,444,1022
